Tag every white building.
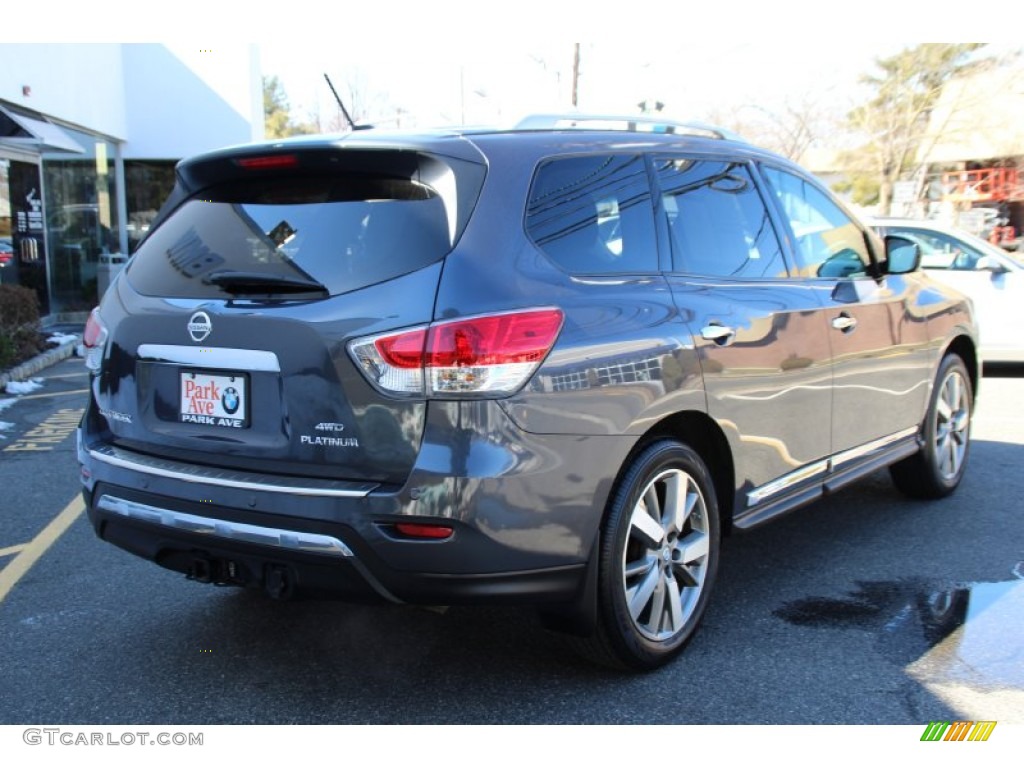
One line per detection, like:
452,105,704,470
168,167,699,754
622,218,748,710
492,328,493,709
0,43,263,320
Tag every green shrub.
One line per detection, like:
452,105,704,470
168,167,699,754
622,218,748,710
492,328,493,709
0,332,13,370
0,284,43,370
0,284,40,331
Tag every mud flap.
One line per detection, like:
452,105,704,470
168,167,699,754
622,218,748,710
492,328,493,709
537,538,598,637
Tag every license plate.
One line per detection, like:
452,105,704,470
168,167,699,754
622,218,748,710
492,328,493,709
179,371,248,428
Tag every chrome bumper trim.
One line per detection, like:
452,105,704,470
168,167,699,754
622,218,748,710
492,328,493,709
87,443,377,498
97,494,354,557
137,344,281,372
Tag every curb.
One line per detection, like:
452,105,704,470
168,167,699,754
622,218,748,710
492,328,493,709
0,336,83,389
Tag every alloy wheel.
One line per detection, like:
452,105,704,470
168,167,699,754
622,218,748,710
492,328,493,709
934,368,970,481
621,468,711,642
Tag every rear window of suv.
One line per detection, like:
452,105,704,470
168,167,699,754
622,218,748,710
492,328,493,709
525,154,658,274
128,164,474,299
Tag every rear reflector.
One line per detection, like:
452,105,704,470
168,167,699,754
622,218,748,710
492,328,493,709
394,523,454,540
83,306,109,373
234,154,299,170
349,308,563,398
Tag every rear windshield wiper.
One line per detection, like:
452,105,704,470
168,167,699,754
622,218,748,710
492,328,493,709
203,270,328,295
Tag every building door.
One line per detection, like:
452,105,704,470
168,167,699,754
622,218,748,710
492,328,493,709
0,154,49,314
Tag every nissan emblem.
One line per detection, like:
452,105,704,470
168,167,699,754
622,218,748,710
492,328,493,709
188,311,212,342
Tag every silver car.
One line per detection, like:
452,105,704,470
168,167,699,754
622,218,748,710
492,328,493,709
872,218,1024,363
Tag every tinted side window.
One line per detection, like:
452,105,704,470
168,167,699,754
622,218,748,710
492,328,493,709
762,166,872,279
655,158,786,279
526,155,657,274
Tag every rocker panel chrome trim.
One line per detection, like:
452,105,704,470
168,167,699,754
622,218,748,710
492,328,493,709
830,427,920,468
746,460,828,507
745,427,921,508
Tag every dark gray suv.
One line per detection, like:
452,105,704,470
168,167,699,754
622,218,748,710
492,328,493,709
77,114,978,669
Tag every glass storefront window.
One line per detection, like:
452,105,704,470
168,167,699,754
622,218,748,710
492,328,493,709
125,161,175,253
42,127,120,314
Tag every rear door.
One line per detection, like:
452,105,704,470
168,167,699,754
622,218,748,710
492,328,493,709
655,155,834,520
93,146,486,485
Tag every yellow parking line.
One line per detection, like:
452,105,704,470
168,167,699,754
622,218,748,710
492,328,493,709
0,543,27,558
12,388,90,401
0,496,85,604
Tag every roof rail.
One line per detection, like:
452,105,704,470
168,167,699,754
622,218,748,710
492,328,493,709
513,113,745,142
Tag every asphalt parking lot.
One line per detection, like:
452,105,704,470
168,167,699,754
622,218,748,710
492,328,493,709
0,356,1021,725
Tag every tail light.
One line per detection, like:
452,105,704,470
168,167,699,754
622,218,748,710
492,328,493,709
82,307,109,373
349,308,563,398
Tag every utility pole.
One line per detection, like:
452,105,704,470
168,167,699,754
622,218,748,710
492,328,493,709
571,43,580,107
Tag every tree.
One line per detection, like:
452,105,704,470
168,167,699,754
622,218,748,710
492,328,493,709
263,75,316,139
841,44,984,214
708,94,840,162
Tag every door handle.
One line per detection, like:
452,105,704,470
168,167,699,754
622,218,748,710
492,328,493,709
701,324,736,344
831,313,857,332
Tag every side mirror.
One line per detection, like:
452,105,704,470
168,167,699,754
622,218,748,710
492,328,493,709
976,255,1008,274
884,235,921,274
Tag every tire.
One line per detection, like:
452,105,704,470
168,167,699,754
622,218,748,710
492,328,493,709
576,440,721,671
890,354,973,499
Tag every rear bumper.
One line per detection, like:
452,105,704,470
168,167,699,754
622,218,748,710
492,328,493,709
86,486,588,604
78,399,635,604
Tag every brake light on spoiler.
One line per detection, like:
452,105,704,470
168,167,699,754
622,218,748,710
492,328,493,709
349,308,564,398
233,154,299,170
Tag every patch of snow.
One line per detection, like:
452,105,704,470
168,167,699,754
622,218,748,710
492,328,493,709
0,398,16,413
47,333,79,346
5,378,43,395
0,420,14,431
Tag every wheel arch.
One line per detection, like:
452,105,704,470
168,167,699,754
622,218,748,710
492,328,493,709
942,333,978,403
613,411,736,537
540,409,734,639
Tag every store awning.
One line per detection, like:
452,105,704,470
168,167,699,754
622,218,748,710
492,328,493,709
0,105,85,154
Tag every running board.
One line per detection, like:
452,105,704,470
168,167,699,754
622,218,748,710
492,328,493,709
734,429,921,530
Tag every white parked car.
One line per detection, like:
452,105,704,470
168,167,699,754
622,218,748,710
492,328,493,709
871,218,1024,363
